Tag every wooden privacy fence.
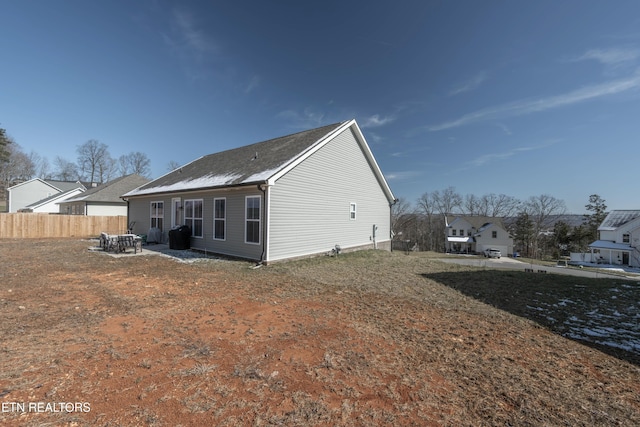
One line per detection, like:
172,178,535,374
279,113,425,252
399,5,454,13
0,213,128,238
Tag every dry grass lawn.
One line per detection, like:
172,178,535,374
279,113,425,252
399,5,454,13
1,239,639,426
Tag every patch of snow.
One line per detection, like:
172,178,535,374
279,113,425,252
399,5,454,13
242,167,281,183
523,281,640,356
125,174,243,196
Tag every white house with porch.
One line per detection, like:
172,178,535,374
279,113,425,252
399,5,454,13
445,215,514,256
588,210,640,267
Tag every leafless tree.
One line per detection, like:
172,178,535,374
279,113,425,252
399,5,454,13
416,192,446,251
523,194,566,257
391,197,414,237
28,151,51,179
0,143,35,186
53,156,79,181
167,160,181,172
119,152,151,177
480,193,521,217
463,194,481,216
432,186,462,216
11,149,35,180
0,128,48,183
97,154,116,183
525,194,566,232
77,139,111,184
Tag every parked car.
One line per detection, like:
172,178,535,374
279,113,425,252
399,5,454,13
484,248,501,258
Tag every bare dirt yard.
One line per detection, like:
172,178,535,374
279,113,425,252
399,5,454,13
1,238,639,426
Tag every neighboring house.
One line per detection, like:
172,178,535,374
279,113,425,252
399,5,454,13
20,187,85,213
589,210,640,267
122,119,396,263
445,215,514,256
58,174,150,216
7,179,85,213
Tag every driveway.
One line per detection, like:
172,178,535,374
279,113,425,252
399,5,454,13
436,256,640,281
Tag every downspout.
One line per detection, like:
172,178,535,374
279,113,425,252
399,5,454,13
390,198,398,252
126,198,130,233
258,183,268,263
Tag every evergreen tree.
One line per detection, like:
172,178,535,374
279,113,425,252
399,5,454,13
0,127,13,165
514,212,534,257
553,220,571,257
584,194,607,242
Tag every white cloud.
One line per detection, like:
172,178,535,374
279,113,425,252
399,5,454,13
497,123,512,135
466,140,559,168
164,9,217,61
449,71,488,96
276,108,326,129
385,170,423,181
366,131,382,143
390,145,431,158
573,47,640,66
427,72,640,131
360,114,395,128
244,75,261,94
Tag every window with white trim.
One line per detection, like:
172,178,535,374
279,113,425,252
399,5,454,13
214,198,226,241
623,233,630,243
452,229,457,236
492,231,497,238
184,199,203,238
150,201,164,230
245,196,261,244
349,203,357,220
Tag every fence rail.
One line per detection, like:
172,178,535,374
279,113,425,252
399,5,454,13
0,213,128,238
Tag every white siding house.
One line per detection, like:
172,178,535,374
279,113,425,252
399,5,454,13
445,215,514,256
123,120,396,263
21,187,85,213
7,179,85,213
589,210,640,267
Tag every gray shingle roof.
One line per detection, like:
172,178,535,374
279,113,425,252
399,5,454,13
62,174,150,204
24,187,83,209
124,121,347,197
449,215,506,231
45,180,85,192
598,210,640,231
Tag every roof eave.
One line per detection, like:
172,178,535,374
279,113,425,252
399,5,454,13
121,180,267,200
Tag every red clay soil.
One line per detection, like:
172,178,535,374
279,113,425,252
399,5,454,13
0,239,639,426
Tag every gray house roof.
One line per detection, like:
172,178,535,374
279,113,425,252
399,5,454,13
448,215,507,232
61,174,150,204
45,180,85,192
24,187,84,210
8,178,83,192
123,120,394,202
598,210,640,231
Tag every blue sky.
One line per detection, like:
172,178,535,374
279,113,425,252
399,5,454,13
2,0,639,214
